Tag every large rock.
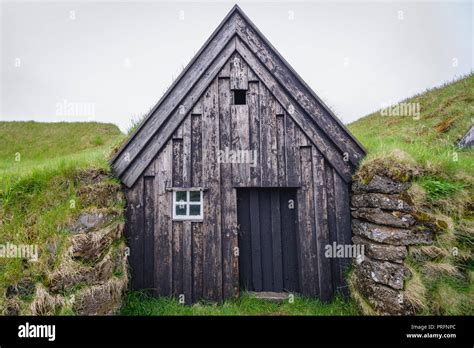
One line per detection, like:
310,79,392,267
351,207,415,228
356,257,411,290
457,126,474,149
351,193,412,212
352,175,410,194
352,236,407,263
352,220,432,246
354,277,413,315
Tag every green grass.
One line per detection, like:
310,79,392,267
348,74,474,183
0,121,126,314
0,121,125,186
120,291,359,316
418,177,466,201
349,73,473,315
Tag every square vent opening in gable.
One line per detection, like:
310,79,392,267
233,90,247,105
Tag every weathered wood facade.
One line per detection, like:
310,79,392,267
112,6,365,303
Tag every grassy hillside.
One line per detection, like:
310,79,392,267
349,74,473,183
0,121,125,182
348,73,473,315
0,122,127,314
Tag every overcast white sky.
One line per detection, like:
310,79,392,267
1,0,472,132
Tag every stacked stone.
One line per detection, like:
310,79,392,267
350,175,432,315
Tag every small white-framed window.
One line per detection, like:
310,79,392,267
172,190,203,220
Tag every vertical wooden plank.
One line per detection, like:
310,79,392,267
155,143,173,296
202,79,223,301
276,114,286,186
259,85,278,186
183,221,193,304
172,222,183,297
249,190,262,291
192,100,203,115
143,177,155,290
247,66,259,82
312,147,333,301
125,179,144,290
297,147,319,297
191,223,203,301
172,139,183,187
275,102,284,116
325,165,340,296
191,114,202,187
271,190,283,291
171,135,184,298
230,54,248,90
334,170,352,297
280,189,299,291
182,116,192,187
218,60,231,78
219,77,239,300
143,161,155,177
231,105,251,186
259,190,273,290
237,189,252,290
190,113,203,301
296,125,310,147
285,116,300,187
248,82,261,186
173,123,183,139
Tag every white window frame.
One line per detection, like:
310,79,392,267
172,190,203,221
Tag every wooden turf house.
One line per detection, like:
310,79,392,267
112,5,366,303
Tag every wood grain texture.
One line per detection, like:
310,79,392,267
201,79,223,301
236,38,353,183
125,178,144,290
230,54,248,90
235,12,365,165
154,142,173,296
119,39,236,187
113,14,237,178
312,147,333,301
297,147,319,296
219,77,239,299
231,104,251,186
248,81,261,186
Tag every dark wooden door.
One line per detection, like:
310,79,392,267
237,188,299,293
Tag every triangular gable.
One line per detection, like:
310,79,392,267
112,5,366,187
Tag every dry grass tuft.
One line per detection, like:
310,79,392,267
404,266,428,313
29,284,65,315
422,262,462,279
355,149,421,183
347,272,376,315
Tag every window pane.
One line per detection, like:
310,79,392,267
189,204,201,216
190,191,201,202
176,191,187,202
175,204,187,216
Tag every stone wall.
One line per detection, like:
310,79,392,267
3,169,128,316
350,175,435,315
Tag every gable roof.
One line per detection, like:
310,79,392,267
112,5,366,188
